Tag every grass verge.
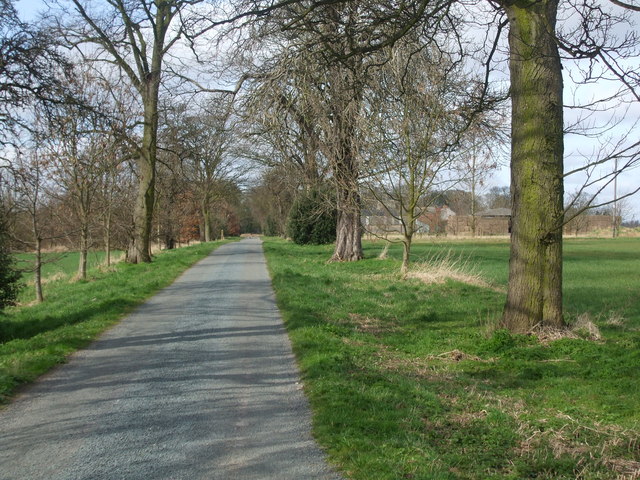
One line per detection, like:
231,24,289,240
264,238,640,480
0,240,233,403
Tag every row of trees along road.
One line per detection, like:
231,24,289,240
1,0,639,332
237,0,639,333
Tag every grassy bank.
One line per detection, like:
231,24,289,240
0,240,232,403
264,238,640,479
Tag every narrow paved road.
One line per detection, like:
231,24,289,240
0,238,342,480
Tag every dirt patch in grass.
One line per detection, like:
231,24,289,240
370,344,455,381
429,349,486,362
346,313,398,336
449,409,489,426
368,344,492,384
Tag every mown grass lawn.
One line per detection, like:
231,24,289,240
0,240,233,403
264,237,640,480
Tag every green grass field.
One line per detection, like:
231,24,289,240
15,250,124,284
264,237,640,480
0,241,232,403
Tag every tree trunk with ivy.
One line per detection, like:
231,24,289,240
500,0,565,333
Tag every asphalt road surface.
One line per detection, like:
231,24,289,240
0,238,342,480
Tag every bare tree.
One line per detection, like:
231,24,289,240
564,190,593,237
97,145,131,266
53,0,195,263
8,147,55,303
245,166,298,236
456,120,504,237
0,0,68,145
234,0,461,261
484,185,510,210
40,68,118,279
238,56,328,190
362,38,497,272
233,2,367,259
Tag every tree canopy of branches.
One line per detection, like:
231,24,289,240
239,55,327,190
1,0,67,143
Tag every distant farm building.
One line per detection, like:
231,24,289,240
447,208,511,236
449,208,617,236
363,205,617,237
362,205,455,236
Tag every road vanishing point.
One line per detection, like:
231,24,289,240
0,238,342,480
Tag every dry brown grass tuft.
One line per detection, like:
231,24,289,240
572,313,603,340
532,326,581,344
25,271,68,287
606,458,640,479
407,250,504,292
378,242,390,260
531,313,603,344
604,310,626,327
97,253,125,272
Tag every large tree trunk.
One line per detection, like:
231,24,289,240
331,147,363,262
202,204,212,243
333,205,363,261
501,1,565,333
328,62,364,262
127,82,159,264
127,153,154,263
